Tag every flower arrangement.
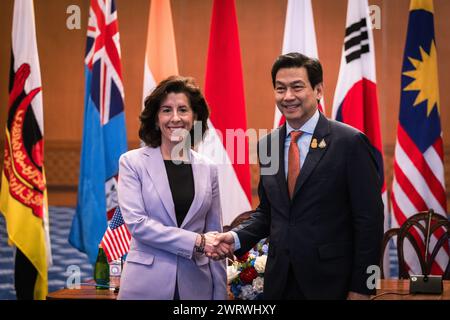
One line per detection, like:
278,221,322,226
227,239,268,300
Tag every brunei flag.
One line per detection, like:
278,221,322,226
0,0,51,300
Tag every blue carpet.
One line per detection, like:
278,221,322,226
0,207,93,300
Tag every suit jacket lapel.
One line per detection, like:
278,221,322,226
293,113,331,198
180,151,206,228
274,125,291,205
143,147,178,226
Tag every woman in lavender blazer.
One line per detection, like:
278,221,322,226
117,76,227,300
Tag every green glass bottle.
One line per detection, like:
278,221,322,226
94,245,110,290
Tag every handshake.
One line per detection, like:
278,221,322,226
195,232,236,261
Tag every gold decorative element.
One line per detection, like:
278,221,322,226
318,139,326,149
402,41,440,116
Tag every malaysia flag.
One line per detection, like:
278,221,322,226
391,0,448,276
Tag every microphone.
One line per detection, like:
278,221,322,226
409,209,443,294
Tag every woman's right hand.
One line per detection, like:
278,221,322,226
204,232,234,260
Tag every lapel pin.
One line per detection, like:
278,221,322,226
319,139,326,149
311,138,318,149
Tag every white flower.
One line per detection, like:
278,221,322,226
254,255,267,273
227,264,240,284
239,285,256,300
252,276,264,293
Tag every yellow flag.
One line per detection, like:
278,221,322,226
1,0,51,300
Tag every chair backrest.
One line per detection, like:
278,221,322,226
223,210,256,233
380,209,450,279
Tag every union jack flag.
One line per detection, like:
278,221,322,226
391,0,448,276
101,207,131,262
85,0,124,126
69,0,128,265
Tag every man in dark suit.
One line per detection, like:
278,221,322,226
212,52,384,300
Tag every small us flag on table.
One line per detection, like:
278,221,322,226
101,207,131,262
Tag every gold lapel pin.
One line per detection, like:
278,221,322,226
319,139,326,149
311,138,318,149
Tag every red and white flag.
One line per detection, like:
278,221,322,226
331,0,389,271
198,0,251,225
274,0,324,128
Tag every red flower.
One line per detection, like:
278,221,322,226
236,252,249,262
239,266,258,284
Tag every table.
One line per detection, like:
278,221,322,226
46,279,450,300
46,284,118,300
372,279,450,300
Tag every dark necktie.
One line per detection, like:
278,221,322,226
288,131,303,199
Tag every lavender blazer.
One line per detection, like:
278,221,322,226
116,146,227,300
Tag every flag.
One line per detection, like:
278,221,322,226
100,207,130,262
197,0,251,225
331,0,389,274
69,0,127,265
142,0,179,106
391,0,448,275
0,0,51,300
274,0,324,128
103,0,179,261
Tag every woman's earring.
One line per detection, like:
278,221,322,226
155,124,160,131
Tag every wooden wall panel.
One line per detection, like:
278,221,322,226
0,0,449,209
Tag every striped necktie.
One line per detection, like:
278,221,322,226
288,131,303,199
